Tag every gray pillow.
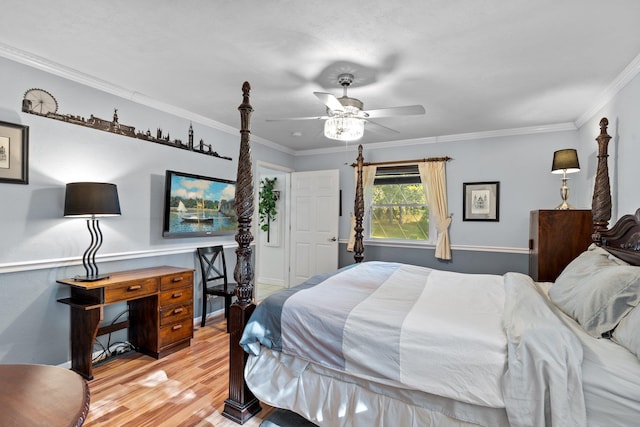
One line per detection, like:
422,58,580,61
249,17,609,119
549,244,640,337
612,305,640,359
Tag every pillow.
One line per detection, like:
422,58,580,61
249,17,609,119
612,305,640,359
549,244,640,337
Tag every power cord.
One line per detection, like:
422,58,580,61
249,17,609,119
92,308,136,364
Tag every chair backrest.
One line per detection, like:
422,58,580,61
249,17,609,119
197,246,229,288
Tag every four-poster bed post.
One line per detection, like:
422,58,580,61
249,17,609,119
592,117,612,242
353,144,365,263
222,82,262,423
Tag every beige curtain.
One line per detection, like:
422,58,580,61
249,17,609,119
347,165,377,251
418,161,452,260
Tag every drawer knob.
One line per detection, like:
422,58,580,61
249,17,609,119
172,292,183,298
173,308,184,314
128,285,142,291
172,324,183,331
172,276,183,282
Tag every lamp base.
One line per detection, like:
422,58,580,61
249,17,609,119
555,200,574,210
73,274,110,282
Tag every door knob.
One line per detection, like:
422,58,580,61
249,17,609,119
330,237,337,242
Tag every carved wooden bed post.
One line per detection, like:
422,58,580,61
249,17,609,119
592,117,612,244
222,82,261,424
353,144,365,263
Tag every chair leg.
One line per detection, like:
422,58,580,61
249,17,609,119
201,294,207,328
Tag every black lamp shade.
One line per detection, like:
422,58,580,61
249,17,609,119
64,182,121,217
551,149,580,174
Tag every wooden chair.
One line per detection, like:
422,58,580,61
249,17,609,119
197,245,237,330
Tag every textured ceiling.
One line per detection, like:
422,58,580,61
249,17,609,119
2,1,640,152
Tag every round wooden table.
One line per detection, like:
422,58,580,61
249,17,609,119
0,364,90,427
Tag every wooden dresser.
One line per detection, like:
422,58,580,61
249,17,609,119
529,209,592,282
58,266,194,380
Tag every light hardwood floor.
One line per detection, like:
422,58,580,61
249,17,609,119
84,314,274,427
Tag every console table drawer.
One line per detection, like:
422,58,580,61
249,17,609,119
161,271,193,291
159,318,193,347
159,287,192,306
104,278,159,304
160,304,193,326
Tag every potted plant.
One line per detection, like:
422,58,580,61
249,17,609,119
258,177,279,242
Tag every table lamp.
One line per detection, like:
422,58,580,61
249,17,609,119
551,149,580,210
64,182,121,281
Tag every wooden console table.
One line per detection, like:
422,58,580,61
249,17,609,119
57,266,194,380
0,364,90,426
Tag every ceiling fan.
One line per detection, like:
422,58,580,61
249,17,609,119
267,73,426,141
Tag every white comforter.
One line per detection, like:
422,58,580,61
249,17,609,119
241,261,587,426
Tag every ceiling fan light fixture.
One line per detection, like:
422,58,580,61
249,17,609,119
324,116,365,141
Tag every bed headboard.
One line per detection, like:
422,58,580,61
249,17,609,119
599,210,640,266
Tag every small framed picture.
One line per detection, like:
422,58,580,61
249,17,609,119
463,181,499,221
0,120,29,185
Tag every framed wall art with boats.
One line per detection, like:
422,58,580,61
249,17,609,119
162,169,237,238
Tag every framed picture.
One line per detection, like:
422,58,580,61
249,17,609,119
162,169,238,238
463,181,499,221
0,121,29,185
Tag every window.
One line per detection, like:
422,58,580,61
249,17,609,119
369,165,429,241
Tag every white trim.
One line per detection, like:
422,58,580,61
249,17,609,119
256,277,285,287
0,243,239,274
450,244,529,255
575,51,640,128
0,42,294,155
256,160,295,173
2,238,526,274
3,41,640,157
253,137,297,155
339,238,528,254
294,122,577,156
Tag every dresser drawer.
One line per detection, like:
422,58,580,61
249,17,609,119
160,304,193,326
160,271,193,291
104,278,159,304
159,318,193,347
159,286,192,307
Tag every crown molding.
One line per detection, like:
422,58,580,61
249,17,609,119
3,42,638,157
294,122,577,156
575,51,640,128
0,42,296,155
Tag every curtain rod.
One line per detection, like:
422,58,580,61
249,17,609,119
350,156,453,167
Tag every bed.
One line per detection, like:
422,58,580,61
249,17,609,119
223,84,640,426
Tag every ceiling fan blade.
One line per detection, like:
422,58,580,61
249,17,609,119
266,115,329,122
363,105,426,118
313,92,344,112
365,119,400,134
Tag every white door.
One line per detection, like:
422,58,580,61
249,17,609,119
290,169,340,286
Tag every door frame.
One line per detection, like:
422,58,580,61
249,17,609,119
255,161,294,289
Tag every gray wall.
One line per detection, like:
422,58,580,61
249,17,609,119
338,244,528,275
296,72,640,274
1,54,639,367
295,130,584,247
0,57,294,365
295,128,582,272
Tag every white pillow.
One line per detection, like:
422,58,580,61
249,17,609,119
612,305,640,359
549,244,640,337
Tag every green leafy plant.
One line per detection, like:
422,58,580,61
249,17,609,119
258,177,279,241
